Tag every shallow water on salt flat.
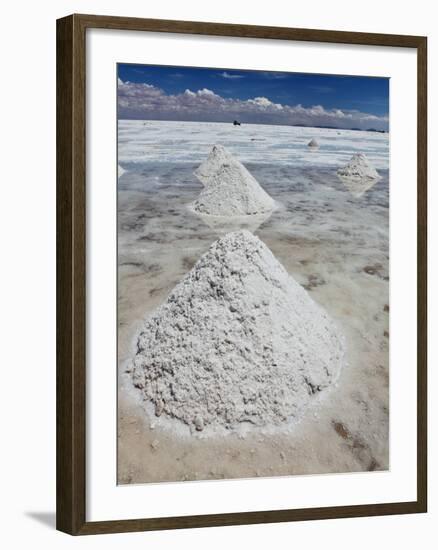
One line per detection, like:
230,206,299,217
117,121,389,484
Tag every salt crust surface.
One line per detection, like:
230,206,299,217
337,153,381,180
132,230,345,435
192,145,275,216
118,120,390,169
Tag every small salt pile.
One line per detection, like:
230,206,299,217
118,164,126,178
192,145,275,216
337,153,381,180
307,139,319,148
132,230,345,434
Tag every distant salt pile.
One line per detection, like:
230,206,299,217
118,164,126,178
192,145,275,216
307,138,319,148
132,230,344,434
337,153,381,180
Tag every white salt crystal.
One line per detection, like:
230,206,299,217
192,145,275,216
132,230,345,434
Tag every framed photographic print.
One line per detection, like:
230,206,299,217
56,14,427,535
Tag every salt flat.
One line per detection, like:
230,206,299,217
117,120,389,484
118,120,389,168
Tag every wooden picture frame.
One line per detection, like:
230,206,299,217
56,13,427,535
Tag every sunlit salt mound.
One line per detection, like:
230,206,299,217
194,144,232,187
132,230,345,434
118,164,126,178
192,146,275,216
307,138,319,148
337,153,381,180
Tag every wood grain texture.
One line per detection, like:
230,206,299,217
74,13,425,47
56,13,427,535
416,37,428,513
56,14,86,534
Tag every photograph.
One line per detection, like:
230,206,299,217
1,0,431,544
116,63,390,485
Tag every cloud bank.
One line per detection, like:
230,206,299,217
118,80,388,130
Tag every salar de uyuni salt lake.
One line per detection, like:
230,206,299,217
117,120,389,484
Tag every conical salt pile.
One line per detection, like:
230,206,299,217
194,144,233,187
307,139,319,148
337,153,381,180
118,164,126,178
192,145,275,216
132,230,344,433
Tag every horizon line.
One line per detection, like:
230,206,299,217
117,118,389,132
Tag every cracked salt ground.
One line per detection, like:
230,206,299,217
130,231,345,434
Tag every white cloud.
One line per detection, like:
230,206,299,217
248,97,283,110
260,72,288,80
118,81,388,130
220,71,245,79
197,88,218,97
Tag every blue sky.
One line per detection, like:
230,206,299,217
118,64,389,130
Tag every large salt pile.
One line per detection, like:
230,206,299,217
337,153,381,180
192,145,275,216
132,230,344,434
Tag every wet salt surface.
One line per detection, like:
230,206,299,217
117,123,389,484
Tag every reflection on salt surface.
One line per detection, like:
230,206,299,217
192,208,274,235
338,175,380,198
117,161,389,293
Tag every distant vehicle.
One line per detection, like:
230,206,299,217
233,120,241,126
307,138,319,149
